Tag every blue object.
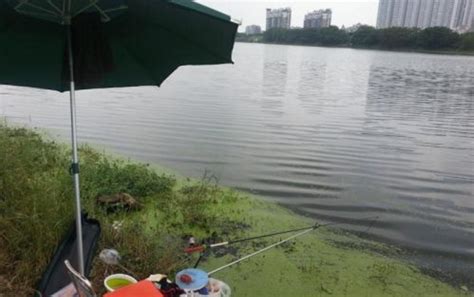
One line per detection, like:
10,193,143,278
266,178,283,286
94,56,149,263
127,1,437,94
175,268,209,291
197,287,209,295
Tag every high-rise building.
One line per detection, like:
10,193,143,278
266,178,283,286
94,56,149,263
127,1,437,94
245,25,262,35
451,0,474,32
416,0,434,28
469,1,474,31
376,0,394,28
431,0,455,27
266,8,292,30
376,0,474,32
404,0,422,27
304,9,332,29
391,0,408,27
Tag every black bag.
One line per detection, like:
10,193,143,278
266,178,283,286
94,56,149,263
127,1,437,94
35,213,101,296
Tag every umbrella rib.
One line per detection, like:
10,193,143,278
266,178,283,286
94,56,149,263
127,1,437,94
67,0,71,16
14,0,28,10
91,3,111,22
16,9,60,20
47,0,62,14
72,0,99,18
102,5,128,14
16,1,59,17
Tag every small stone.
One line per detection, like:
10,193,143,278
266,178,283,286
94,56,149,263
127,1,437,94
460,285,468,292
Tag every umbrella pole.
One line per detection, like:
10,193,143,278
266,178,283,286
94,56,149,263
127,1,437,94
67,22,85,275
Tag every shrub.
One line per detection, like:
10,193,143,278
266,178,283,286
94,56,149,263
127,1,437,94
417,27,461,50
80,148,176,200
351,26,380,47
459,32,474,51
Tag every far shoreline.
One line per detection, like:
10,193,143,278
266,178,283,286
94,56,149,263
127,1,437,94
236,40,474,57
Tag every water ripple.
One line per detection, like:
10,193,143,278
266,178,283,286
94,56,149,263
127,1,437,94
1,43,473,283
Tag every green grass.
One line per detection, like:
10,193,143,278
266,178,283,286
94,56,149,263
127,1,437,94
0,124,470,297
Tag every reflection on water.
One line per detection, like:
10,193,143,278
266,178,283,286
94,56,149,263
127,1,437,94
362,58,474,281
367,66,474,123
1,43,473,285
263,45,288,98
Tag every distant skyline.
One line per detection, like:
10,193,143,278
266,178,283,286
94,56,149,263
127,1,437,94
198,1,379,31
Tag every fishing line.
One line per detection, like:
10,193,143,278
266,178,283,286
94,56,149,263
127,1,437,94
186,215,380,254
365,216,379,233
205,215,380,275
207,227,316,276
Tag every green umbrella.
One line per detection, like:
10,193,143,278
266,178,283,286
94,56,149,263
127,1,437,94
0,0,238,274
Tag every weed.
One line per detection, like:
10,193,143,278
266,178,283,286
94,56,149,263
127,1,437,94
0,125,227,295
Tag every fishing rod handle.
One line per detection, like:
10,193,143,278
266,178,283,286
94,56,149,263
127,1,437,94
184,245,206,254
210,241,229,248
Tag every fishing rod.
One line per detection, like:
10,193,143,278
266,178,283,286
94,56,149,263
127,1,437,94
185,216,380,255
208,227,315,276
185,223,318,254
205,215,380,275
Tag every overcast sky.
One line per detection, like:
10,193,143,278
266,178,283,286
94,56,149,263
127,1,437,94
198,1,380,31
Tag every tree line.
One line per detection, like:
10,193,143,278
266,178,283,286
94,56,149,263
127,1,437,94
237,26,474,52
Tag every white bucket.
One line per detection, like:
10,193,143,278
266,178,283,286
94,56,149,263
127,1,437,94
104,273,138,292
179,278,231,297
208,278,231,297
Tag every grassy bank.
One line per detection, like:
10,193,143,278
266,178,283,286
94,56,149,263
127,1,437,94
0,124,470,297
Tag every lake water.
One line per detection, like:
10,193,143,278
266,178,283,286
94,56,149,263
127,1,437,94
1,43,473,284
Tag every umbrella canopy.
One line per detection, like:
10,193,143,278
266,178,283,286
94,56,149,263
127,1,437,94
0,0,238,91
0,0,238,277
